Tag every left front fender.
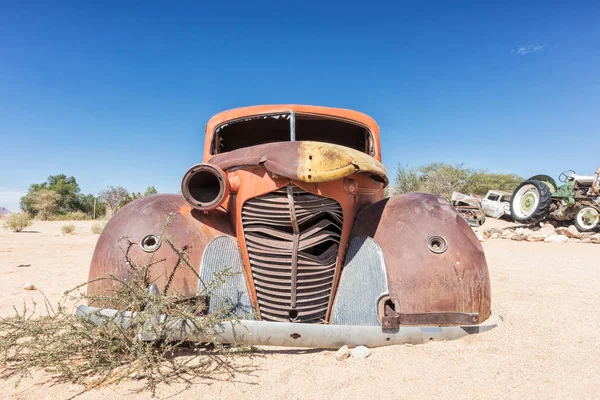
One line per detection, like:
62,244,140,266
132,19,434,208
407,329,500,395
87,194,235,304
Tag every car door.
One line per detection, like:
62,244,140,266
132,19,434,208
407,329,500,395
481,193,504,218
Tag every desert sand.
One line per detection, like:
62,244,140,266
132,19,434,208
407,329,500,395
1,220,599,399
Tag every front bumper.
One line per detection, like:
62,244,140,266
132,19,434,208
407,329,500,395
75,305,497,349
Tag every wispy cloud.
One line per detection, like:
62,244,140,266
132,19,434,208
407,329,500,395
0,188,26,212
512,44,545,55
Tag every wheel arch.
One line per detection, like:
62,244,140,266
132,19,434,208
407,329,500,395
348,192,491,324
87,194,236,304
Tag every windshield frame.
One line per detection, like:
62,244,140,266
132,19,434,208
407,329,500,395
210,110,375,157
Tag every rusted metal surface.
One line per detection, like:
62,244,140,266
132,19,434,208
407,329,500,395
181,163,229,211
351,193,491,325
87,194,235,305
382,304,479,328
228,168,382,323
89,105,493,332
241,185,343,323
450,191,486,227
208,141,388,186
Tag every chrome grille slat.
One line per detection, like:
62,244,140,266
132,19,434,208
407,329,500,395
251,265,337,277
242,185,342,323
252,276,334,291
249,284,332,299
259,305,329,317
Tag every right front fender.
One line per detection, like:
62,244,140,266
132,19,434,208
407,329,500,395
350,193,491,324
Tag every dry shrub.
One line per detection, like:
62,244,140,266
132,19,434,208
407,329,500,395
91,221,106,234
32,189,59,220
0,215,254,397
61,224,76,235
2,213,33,232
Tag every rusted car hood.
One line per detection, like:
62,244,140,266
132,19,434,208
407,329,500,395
208,141,389,186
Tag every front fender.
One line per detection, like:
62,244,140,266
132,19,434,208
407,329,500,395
351,193,491,324
87,194,235,304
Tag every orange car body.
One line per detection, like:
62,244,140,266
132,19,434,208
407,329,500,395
88,105,491,329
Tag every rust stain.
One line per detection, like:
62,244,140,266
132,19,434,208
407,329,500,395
209,141,388,186
351,193,491,324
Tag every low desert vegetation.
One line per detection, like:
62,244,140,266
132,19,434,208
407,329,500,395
393,162,523,200
0,216,253,396
61,224,76,235
91,221,106,234
53,211,90,221
2,213,33,232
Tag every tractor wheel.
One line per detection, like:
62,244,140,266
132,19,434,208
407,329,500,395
510,179,552,223
574,207,600,232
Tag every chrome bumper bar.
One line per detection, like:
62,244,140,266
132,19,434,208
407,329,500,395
75,305,496,349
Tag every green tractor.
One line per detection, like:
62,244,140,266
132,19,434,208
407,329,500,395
510,167,600,232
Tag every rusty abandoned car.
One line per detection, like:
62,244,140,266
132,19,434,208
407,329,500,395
78,105,495,348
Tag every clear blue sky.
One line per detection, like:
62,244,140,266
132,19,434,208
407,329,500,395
1,1,599,211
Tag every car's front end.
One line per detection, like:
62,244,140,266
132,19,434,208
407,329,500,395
84,105,495,347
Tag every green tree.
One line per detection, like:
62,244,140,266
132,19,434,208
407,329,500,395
143,186,158,196
393,165,420,195
464,172,523,196
20,174,82,216
416,162,472,200
392,162,523,200
120,186,159,208
78,194,107,219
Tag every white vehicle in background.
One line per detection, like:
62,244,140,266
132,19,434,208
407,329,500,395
481,190,512,219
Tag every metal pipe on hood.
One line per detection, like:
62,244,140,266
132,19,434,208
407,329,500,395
181,163,229,211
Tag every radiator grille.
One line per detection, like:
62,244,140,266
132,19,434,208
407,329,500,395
241,185,343,323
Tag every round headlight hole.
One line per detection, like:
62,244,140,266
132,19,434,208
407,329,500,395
140,234,161,253
427,235,448,254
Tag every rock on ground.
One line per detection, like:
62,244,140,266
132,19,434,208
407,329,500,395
544,234,569,243
335,345,351,361
351,346,371,359
555,225,582,239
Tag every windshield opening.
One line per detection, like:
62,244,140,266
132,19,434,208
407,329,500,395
295,114,371,154
211,112,373,155
212,113,291,154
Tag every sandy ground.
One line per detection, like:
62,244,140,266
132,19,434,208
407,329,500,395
1,220,599,399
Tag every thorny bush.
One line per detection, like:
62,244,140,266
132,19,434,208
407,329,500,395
0,215,255,398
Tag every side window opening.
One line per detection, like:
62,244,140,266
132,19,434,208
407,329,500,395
486,194,500,201
211,113,373,155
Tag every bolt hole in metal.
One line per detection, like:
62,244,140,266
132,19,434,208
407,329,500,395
140,234,161,253
288,309,298,320
290,333,301,339
427,235,448,254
